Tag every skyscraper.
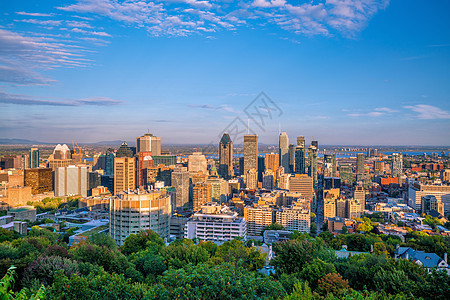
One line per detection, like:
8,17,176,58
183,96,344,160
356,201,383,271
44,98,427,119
137,152,154,187
279,132,289,171
288,144,295,173
116,142,134,158
105,151,115,176
308,144,318,189
136,133,161,156
392,153,403,178
356,153,365,178
171,166,190,210
244,134,258,173
54,165,88,197
29,147,39,168
188,152,207,174
192,183,212,212
219,133,233,178
295,136,306,175
265,153,279,172
114,157,136,194
324,154,337,177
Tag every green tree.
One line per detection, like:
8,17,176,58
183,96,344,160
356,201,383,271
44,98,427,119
316,273,349,297
160,239,209,269
121,230,165,256
299,258,336,289
213,239,266,271
284,281,313,300
309,223,317,237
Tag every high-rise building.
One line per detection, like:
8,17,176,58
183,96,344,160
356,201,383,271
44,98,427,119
295,136,306,175
262,169,275,190
219,133,233,178
356,153,365,177
137,152,154,187
188,152,207,174
408,182,450,213
116,142,134,158
136,133,161,156
114,157,135,194
53,144,71,160
245,169,258,190
354,185,365,210
206,177,229,203
54,165,88,197
171,166,190,210
323,154,337,177
265,153,279,172
392,153,403,178
374,160,384,175
289,174,313,199
105,152,115,176
110,189,171,245
288,144,295,173
244,135,258,173
192,183,212,211
29,147,39,169
308,145,318,189
153,155,176,166
339,163,354,185
24,168,53,195
279,132,290,171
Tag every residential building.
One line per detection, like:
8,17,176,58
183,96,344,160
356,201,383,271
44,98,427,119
244,206,275,236
171,166,190,210
192,182,212,211
392,153,403,178
185,203,247,241
275,201,310,233
109,189,171,246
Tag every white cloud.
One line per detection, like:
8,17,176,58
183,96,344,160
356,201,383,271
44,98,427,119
16,12,55,17
404,104,450,120
56,0,389,37
347,106,396,117
16,19,63,26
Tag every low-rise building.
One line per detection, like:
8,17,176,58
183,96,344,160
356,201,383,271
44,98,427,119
185,203,247,242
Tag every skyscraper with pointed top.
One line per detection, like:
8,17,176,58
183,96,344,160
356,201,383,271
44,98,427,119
279,132,289,172
219,133,233,178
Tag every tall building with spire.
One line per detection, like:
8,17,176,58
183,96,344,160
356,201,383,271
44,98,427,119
244,135,258,174
279,132,289,171
219,133,233,178
295,136,306,174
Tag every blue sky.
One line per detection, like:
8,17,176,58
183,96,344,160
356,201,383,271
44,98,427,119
0,0,449,145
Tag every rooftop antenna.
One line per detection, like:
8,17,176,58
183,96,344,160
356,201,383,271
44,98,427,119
247,118,250,134
278,122,281,135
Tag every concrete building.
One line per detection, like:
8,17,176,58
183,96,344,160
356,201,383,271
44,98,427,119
137,152,154,187
289,174,313,199
114,157,135,195
275,201,310,233
185,203,247,241
354,185,365,210
323,154,337,178
137,134,162,156
262,170,275,190
421,195,444,216
244,206,274,236
408,182,450,213
219,133,233,178
8,206,36,222
171,166,190,210
5,186,32,207
55,165,88,197
192,182,212,212
356,153,365,178
279,132,289,172
245,168,258,190
244,135,258,173
265,153,279,172
109,189,171,246
206,177,229,203
24,168,53,195
188,152,207,175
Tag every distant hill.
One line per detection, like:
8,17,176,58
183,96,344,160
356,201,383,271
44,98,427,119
0,139,52,145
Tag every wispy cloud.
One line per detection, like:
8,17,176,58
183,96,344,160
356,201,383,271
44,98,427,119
0,91,123,106
57,0,389,37
348,106,397,117
404,104,450,119
15,19,63,26
189,103,237,113
16,12,55,17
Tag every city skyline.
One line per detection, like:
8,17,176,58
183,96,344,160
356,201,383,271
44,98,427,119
1,0,450,145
